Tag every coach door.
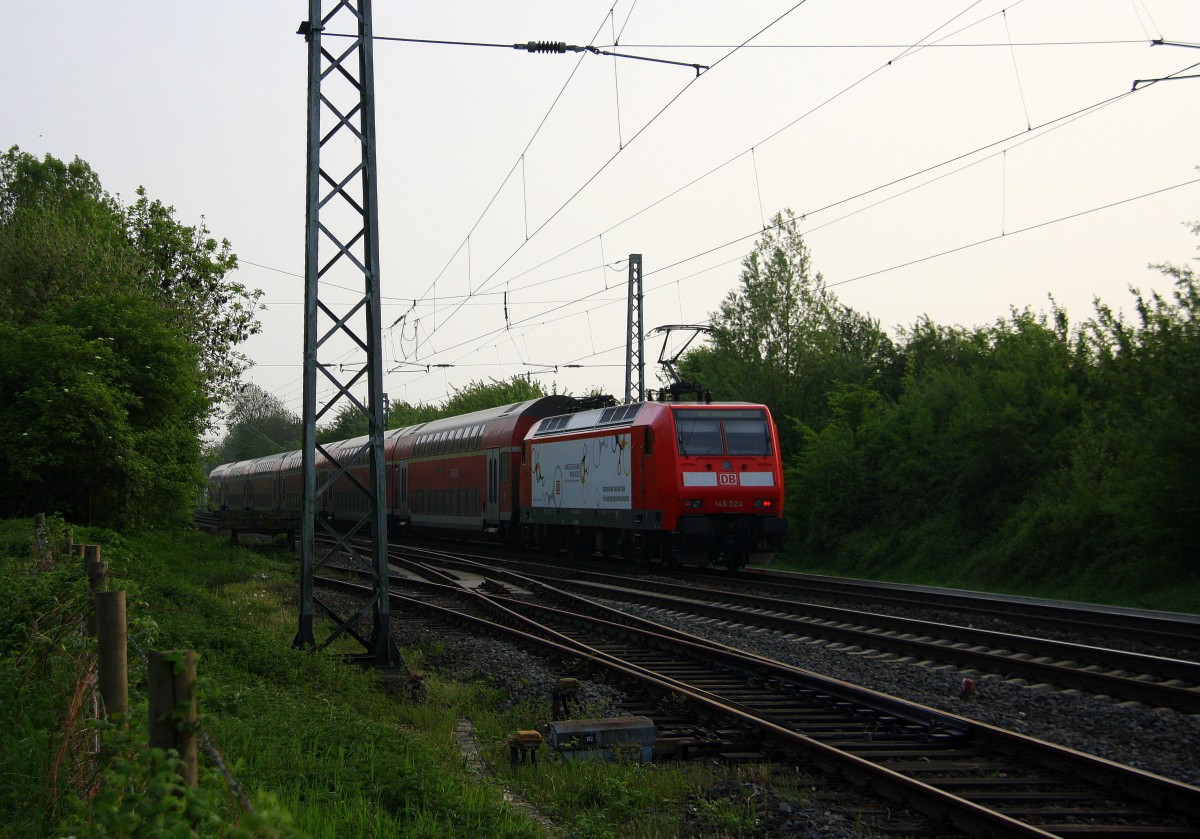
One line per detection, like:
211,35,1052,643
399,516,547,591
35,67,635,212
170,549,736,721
485,448,501,527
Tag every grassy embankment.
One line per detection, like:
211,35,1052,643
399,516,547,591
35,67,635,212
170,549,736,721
0,518,821,839
773,539,1200,615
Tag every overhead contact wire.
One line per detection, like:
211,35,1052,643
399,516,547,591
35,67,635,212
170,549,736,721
828,177,1200,288
257,6,1181,405
410,0,812,356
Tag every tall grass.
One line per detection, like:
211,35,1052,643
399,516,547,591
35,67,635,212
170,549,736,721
1,518,839,837
0,520,546,838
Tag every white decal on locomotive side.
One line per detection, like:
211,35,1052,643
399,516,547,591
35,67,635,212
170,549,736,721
531,434,632,510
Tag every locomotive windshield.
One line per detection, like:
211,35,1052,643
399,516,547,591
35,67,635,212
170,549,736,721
675,409,772,456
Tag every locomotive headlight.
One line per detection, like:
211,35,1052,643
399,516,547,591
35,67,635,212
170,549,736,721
756,499,774,508
685,499,703,508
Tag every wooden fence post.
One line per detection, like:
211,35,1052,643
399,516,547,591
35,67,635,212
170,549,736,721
147,650,198,786
96,591,128,720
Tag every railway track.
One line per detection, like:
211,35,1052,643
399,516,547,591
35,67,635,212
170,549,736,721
531,568,1200,713
315,556,1200,838
393,547,1200,714
714,568,1200,655
368,540,1200,654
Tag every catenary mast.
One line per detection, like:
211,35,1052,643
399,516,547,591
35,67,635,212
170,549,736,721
296,0,398,665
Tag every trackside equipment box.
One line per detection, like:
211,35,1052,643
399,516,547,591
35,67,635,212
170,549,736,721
545,716,655,764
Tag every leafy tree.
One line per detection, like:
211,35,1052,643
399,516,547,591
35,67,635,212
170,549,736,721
0,151,134,319
679,210,898,451
0,294,205,527
1034,228,1200,580
439,376,547,416
0,147,261,411
124,187,259,407
207,384,300,465
242,376,553,455
786,384,885,554
882,311,1082,534
387,399,444,430
315,401,371,445
0,147,259,526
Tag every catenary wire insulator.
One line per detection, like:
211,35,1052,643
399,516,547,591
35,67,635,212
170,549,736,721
516,41,575,53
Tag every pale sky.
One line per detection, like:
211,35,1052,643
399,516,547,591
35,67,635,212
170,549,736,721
7,2,1199,426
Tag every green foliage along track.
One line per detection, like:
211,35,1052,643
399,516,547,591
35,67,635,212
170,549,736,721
682,212,1200,613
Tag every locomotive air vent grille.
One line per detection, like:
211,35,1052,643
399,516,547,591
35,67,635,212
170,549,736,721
537,405,640,436
534,415,574,435
599,404,640,425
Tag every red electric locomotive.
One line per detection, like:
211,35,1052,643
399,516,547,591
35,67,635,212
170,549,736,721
519,399,785,569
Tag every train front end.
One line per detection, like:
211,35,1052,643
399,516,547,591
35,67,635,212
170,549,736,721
659,402,787,569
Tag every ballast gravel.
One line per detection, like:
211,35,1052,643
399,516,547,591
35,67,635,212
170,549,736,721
388,585,1200,838
399,618,881,838
610,599,1200,788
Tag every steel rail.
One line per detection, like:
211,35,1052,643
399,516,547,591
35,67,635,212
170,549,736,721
533,573,1200,713
314,563,1200,837
385,541,1200,651
318,572,1054,837
722,569,1200,650
388,544,1200,711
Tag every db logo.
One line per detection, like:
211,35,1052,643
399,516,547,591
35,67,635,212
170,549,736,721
718,473,739,486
